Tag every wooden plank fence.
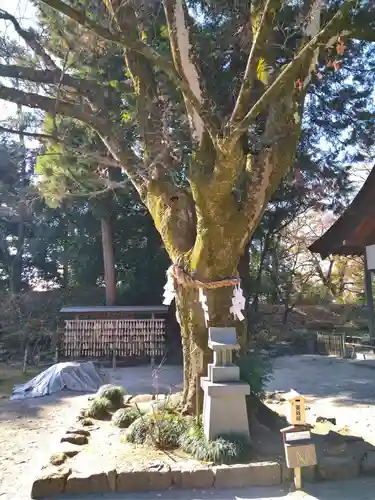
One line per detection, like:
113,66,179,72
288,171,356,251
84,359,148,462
317,333,345,357
63,319,165,359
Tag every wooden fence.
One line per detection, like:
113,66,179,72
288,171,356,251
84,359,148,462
63,319,165,360
316,333,345,357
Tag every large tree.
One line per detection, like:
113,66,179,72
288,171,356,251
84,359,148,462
0,0,374,412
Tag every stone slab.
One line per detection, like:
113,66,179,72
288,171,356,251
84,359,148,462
31,465,71,499
361,450,375,475
172,467,214,489
116,467,172,492
318,456,360,481
65,470,110,494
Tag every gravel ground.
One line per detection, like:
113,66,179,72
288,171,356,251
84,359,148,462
2,356,375,500
54,478,375,500
0,392,89,500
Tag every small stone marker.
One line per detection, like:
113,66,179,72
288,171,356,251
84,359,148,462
281,391,317,490
201,327,250,441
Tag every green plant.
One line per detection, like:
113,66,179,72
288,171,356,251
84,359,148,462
235,351,273,399
179,423,250,464
86,396,113,420
127,411,188,449
97,385,126,410
112,407,139,428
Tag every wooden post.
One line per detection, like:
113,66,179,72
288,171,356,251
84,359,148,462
22,346,28,374
101,217,116,306
196,373,200,425
151,313,155,368
364,251,375,344
294,467,302,490
112,343,116,371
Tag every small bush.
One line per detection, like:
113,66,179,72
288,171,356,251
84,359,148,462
97,385,126,410
235,351,273,399
127,412,188,449
112,407,139,428
86,396,113,420
179,423,250,464
127,415,149,444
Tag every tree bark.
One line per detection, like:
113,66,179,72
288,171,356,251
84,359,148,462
176,281,245,414
101,216,116,306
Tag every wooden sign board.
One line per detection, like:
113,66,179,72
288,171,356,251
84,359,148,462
285,391,306,426
284,443,317,469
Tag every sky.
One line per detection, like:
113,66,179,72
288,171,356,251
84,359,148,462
0,0,35,117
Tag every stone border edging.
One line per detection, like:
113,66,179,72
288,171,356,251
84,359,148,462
31,461,283,498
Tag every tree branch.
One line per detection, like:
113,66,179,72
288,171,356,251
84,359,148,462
0,64,107,104
40,0,218,140
163,0,214,142
0,84,105,130
0,125,58,141
228,0,357,142
230,0,281,124
0,9,57,70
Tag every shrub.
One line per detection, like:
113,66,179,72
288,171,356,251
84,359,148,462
86,396,113,420
127,412,188,449
235,351,273,399
112,407,139,428
97,384,126,410
179,423,250,464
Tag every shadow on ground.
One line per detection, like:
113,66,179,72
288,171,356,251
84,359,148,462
0,390,88,422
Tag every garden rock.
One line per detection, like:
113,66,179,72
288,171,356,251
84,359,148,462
130,394,154,403
31,465,71,498
57,442,83,458
49,453,67,466
318,455,360,480
80,418,94,426
66,427,91,437
61,433,88,445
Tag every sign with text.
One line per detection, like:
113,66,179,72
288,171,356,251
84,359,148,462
284,443,317,469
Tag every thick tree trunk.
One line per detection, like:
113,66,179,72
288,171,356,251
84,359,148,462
176,269,247,414
101,216,116,306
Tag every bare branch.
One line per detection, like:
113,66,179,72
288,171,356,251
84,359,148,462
228,0,357,142
0,125,58,141
163,0,213,142
0,64,107,105
0,84,105,130
0,9,58,70
230,0,282,124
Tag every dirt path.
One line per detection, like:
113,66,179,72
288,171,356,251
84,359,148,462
266,355,375,443
0,392,89,500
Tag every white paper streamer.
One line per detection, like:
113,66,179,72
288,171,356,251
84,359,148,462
163,266,175,305
198,288,210,327
230,284,246,321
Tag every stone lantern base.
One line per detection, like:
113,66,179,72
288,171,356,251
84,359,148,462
201,376,251,441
